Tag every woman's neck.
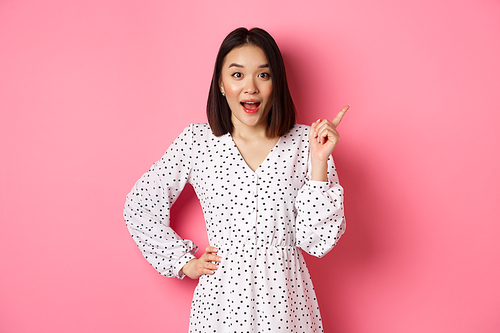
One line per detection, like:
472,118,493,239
230,117,271,141
230,121,280,172
231,126,268,141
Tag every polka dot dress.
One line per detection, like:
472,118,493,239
124,123,346,332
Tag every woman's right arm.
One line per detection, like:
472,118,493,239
123,125,198,279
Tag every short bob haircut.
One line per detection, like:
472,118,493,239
207,27,296,138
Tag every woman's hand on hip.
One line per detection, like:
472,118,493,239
181,246,222,279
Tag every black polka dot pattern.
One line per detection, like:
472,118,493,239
124,123,346,332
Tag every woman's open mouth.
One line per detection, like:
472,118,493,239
240,100,261,114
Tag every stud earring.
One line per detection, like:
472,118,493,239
221,92,225,96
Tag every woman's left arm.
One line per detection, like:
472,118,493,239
294,106,349,257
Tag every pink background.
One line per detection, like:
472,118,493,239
1,0,499,332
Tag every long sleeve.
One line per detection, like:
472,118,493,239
123,125,198,279
294,154,346,258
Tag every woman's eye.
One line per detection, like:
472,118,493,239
259,73,271,79
231,72,243,78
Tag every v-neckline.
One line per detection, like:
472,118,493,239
227,133,281,173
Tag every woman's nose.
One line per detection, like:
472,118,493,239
244,78,258,94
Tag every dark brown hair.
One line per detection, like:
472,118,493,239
207,27,296,137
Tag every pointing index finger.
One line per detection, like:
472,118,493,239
332,105,350,127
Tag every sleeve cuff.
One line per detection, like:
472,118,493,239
173,252,197,279
305,179,331,192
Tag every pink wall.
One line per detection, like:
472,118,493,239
1,0,499,332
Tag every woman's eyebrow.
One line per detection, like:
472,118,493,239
228,63,269,68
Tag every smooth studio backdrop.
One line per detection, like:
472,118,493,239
1,1,499,332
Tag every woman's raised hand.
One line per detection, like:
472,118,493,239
309,105,349,162
182,246,222,279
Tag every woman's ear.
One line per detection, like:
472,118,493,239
219,80,225,96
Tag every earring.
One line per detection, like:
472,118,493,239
221,92,225,96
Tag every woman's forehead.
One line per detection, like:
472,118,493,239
223,45,268,68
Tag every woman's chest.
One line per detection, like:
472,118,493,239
189,134,309,206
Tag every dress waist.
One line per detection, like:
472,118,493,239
212,240,298,250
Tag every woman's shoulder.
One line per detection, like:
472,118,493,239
179,122,210,131
176,123,222,145
177,123,213,137
283,123,311,139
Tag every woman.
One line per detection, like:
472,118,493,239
124,27,348,332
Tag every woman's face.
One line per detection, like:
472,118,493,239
220,45,273,132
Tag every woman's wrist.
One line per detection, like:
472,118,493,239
181,258,197,277
310,158,328,182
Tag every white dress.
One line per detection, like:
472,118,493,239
124,123,346,332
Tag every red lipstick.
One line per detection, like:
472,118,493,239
240,99,261,114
